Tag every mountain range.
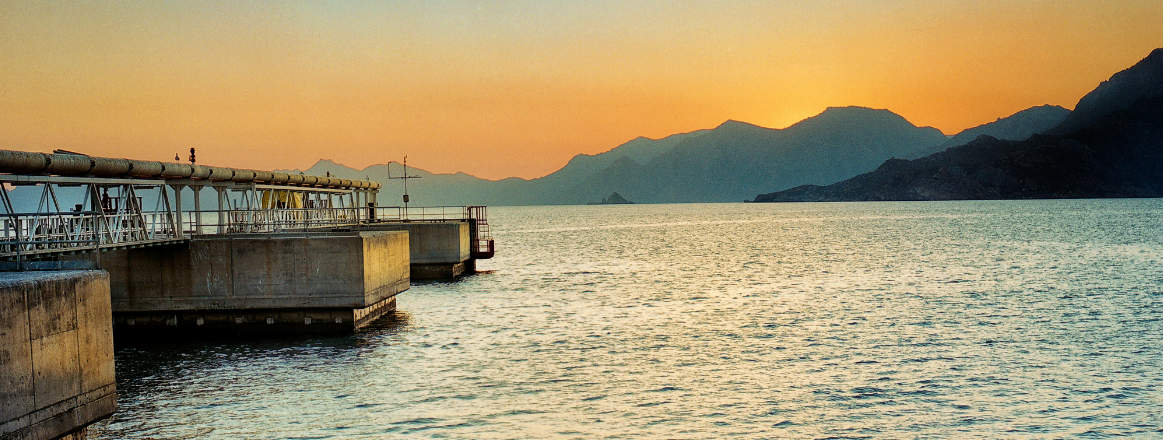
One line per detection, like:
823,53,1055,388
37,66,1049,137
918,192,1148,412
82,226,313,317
299,103,1072,206
9,49,1157,210
753,48,1161,202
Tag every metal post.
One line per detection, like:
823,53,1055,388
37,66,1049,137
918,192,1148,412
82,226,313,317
192,184,202,235
349,190,357,221
216,186,226,234
367,192,375,222
170,184,184,238
353,190,362,221
14,216,22,271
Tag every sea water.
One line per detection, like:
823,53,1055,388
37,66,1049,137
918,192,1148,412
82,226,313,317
92,199,1162,438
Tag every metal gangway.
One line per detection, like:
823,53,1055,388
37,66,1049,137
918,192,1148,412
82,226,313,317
0,149,492,262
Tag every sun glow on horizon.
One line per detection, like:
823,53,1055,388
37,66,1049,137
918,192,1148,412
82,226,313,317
0,1,1160,179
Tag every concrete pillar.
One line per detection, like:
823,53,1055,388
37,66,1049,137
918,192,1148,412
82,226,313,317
106,231,410,334
356,222,471,280
0,270,116,439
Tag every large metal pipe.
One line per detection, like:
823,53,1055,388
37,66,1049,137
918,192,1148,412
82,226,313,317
0,150,49,173
207,167,234,181
127,160,164,178
0,149,380,190
45,153,94,175
160,163,194,178
90,157,132,175
190,165,212,180
230,169,255,182
252,170,273,183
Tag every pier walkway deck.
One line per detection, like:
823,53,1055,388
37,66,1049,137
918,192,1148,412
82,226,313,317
0,149,492,264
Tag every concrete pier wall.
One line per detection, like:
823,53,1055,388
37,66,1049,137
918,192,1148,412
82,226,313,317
356,222,471,280
103,231,409,333
0,271,116,440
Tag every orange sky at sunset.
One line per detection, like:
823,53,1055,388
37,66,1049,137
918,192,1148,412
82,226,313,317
0,1,1161,180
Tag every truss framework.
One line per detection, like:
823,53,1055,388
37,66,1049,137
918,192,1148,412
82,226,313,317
0,174,492,264
0,175,378,260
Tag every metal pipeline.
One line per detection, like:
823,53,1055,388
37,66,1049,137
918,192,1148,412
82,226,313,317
207,166,234,181
127,159,163,178
0,149,380,190
190,165,212,180
45,154,93,175
90,158,132,175
160,163,194,179
0,150,48,173
231,169,255,183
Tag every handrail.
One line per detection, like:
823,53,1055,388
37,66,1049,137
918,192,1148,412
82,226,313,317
0,205,493,259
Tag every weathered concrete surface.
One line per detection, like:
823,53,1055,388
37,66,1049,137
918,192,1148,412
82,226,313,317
0,271,116,440
410,261,472,280
355,222,470,280
113,296,397,334
102,231,409,333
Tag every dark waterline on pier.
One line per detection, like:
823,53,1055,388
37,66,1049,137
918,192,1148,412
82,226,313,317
93,199,1162,438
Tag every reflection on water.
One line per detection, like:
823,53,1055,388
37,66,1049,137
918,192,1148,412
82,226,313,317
93,200,1162,438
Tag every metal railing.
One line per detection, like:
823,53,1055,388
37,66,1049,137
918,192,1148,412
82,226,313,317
173,205,483,235
0,210,180,258
466,206,494,258
369,206,478,222
0,205,494,260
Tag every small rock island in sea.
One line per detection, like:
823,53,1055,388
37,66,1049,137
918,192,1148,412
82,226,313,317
590,192,634,205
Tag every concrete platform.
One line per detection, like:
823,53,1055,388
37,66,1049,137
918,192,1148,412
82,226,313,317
114,296,397,335
354,222,471,280
0,270,116,440
101,230,410,334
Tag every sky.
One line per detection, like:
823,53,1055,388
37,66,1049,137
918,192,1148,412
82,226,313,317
0,1,1161,180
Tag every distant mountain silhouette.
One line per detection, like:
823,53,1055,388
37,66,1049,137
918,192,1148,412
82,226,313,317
287,106,959,205
7,56,1109,211
2,92,1094,211
936,105,1070,149
297,159,521,206
753,49,1162,202
611,109,947,202
288,101,1082,206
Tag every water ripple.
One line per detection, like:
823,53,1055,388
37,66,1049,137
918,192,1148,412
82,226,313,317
93,200,1162,438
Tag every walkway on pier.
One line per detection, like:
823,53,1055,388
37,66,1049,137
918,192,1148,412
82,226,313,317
0,149,492,262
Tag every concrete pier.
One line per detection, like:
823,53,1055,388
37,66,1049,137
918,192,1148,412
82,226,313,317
354,222,472,280
102,230,410,334
0,271,116,440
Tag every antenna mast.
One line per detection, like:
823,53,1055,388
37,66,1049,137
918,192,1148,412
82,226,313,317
386,155,420,215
